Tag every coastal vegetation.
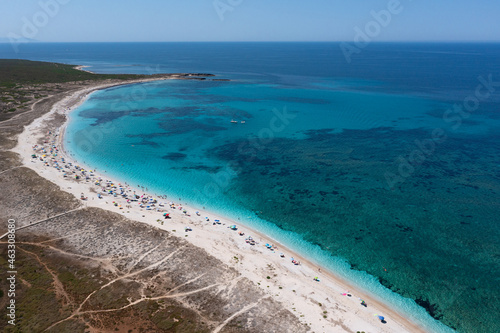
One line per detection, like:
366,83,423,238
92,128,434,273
0,59,144,85
0,59,211,120
0,59,148,120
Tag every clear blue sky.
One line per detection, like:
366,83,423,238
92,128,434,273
1,0,499,42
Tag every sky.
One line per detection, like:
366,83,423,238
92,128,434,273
0,0,499,42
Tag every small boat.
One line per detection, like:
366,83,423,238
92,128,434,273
241,121,245,124
230,119,238,123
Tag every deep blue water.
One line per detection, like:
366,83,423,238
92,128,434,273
2,42,500,332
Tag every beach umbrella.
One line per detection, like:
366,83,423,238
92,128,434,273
378,315,385,321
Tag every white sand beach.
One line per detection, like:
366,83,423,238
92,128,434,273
13,79,428,333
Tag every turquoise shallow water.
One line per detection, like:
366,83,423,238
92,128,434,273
66,78,449,215
66,75,499,332
9,42,496,332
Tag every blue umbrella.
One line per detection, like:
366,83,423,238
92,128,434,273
378,315,385,321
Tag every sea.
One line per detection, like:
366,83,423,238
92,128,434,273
1,42,499,333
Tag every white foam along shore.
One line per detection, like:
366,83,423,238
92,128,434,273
14,78,436,333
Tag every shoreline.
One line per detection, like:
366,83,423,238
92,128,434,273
74,65,94,74
14,78,433,333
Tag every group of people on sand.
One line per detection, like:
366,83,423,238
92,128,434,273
33,129,377,316
340,290,371,309
32,131,186,214
32,130,273,243
259,241,302,267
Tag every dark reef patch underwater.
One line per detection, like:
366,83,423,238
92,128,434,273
209,127,500,331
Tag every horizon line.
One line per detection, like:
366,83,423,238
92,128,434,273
1,40,500,44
